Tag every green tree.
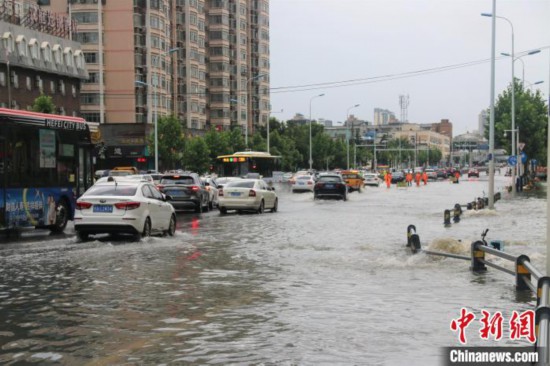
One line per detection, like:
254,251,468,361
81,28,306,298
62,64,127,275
150,115,185,171
490,79,548,165
182,137,211,174
32,94,55,113
203,128,231,161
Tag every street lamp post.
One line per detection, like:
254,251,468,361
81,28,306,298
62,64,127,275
502,50,542,85
245,73,267,148
346,104,360,170
309,93,325,171
481,3,496,209
525,80,544,89
135,48,179,172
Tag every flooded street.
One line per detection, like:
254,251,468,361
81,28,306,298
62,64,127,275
0,174,546,365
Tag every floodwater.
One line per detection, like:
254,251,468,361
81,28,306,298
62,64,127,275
0,174,546,365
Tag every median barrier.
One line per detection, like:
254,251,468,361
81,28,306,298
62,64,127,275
405,225,549,364
444,193,501,227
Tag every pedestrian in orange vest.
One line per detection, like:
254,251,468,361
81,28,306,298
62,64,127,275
406,171,413,186
422,171,428,185
454,170,460,184
415,172,421,186
386,172,392,188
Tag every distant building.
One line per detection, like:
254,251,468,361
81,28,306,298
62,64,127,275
318,118,332,127
288,113,308,126
431,119,453,140
374,108,396,125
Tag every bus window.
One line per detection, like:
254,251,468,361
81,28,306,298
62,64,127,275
0,137,5,229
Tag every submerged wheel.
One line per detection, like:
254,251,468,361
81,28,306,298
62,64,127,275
219,207,227,215
137,217,151,241
271,198,278,213
51,200,69,233
165,214,176,236
257,200,264,214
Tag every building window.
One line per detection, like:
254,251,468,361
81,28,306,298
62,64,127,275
29,39,39,60
11,71,18,89
80,93,100,105
75,32,99,44
26,76,32,91
72,85,77,97
35,76,43,92
0,72,5,87
41,42,51,62
50,80,56,93
58,80,66,95
64,48,74,68
16,36,27,58
72,12,98,24
53,45,62,65
81,112,101,122
84,72,99,83
84,52,98,64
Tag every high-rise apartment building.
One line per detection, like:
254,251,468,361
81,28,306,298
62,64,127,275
478,109,488,137
373,108,396,126
41,0,270,166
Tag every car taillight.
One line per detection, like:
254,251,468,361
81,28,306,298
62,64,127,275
249,190,256,197
114,201,141,210
315,183,323,189
189,186,200,192
307,181,313,185
218,189,224,196
76,201,92,210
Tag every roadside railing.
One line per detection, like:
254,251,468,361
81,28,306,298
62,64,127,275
443,192,502,227
406,225,550,364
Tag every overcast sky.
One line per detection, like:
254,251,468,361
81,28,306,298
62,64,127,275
269,0,549,135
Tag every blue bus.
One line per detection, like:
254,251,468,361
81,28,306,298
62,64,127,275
0,108,94,233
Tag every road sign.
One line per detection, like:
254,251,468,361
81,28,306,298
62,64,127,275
507,156,517,166
521,151,527,164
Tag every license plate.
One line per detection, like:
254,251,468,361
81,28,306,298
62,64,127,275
325,184,334,189
230,192,241,197
93,204,113,213
166,190,186,197
298,182,304,185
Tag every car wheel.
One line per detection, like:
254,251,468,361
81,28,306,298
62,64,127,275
138,217,151,240
165,214,176,236
195,202,202,213
271,198,278,213
50,199,69,233
343,193,347,201
257,200,264,214
77,231,89,242
209,200,213,210
313,193,318,200
219,207,227,215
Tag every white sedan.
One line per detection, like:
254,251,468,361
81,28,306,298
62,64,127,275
363,173,381,187
74,178,177,241
218,179,278,214
291,175,315,192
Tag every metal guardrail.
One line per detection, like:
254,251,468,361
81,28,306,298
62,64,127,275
443,192,502,226
406,225,550,364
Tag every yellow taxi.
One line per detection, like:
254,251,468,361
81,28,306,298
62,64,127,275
340,170,365,192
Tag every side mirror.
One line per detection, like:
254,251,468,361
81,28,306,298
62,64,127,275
164,194,172,201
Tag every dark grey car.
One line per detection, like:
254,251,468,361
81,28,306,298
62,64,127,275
158,173,210,213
